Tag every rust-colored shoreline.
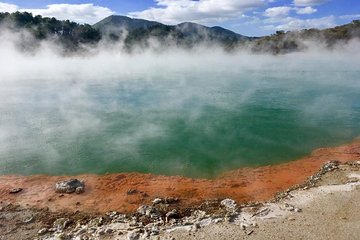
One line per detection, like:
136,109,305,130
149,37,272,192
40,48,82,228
1,139,360,214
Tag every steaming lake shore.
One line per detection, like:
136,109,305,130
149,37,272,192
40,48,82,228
0,140,360,239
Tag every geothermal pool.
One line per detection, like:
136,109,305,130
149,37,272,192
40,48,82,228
0,51,360,178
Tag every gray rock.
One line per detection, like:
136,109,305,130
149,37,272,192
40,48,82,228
281,203,294,211
281,203,302,213
198,218,212,227
220,199,237,212
9,188,23,194
53,218,71,231
152,197,179,205
55,179,85,194
88,217,104,227
38,228,48,235
213,218,223,224
137,205,160,218
192,210,207,220
166,209,179,222
321,161,340,173
152,198,163,204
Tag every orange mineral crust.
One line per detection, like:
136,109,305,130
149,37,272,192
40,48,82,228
1,139,359,214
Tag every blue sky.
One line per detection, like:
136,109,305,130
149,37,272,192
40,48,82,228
0,0,359,36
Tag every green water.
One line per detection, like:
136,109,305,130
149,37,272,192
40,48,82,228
1,55,360,178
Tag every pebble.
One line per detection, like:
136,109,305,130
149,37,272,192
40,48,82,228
137,205,160,218
166,209,179,221
53,218,71,231
9,188,23,194
213,218,223,224
246,230,254,235
192,210,207,219
294,208,302,213
23,216,34,224
152,198,163,204
127,189,138,195
220,199,237,212
38,228,48,235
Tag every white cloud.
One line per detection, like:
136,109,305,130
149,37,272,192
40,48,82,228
296,6,317,14
263,6,317,19
294,0,328,6
265,15,336,31
129,0,270,25
264,7,292,18
0,2,18,12
339,14,360,19
0,3,114,24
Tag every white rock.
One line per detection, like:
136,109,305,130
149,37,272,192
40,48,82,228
221,199,237,212
152,198,163,204
38,228,48,235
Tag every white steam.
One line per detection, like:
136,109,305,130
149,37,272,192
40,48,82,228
0,30,360,177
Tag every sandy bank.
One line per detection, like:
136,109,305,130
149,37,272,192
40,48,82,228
162,162,360,240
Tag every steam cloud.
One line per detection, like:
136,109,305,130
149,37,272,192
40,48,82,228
0,28,360,178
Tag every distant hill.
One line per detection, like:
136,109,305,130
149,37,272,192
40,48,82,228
250,20,360,54
93,15,250,50
0,12,359,54
93,15,162,35
174,22,249,41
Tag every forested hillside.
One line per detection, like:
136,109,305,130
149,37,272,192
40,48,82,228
0,12,359,54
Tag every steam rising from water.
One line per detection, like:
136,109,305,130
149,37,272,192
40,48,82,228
1,34,360,178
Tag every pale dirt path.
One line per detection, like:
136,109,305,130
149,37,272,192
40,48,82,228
160,164,360,240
